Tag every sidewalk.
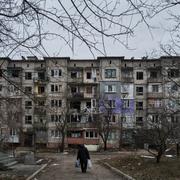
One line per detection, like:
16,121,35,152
36,153,122,180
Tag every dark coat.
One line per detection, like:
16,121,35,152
77,145,90,162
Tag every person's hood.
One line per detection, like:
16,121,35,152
79,144,84,148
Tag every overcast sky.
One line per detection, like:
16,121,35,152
10,0,179,59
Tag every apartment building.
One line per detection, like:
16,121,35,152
0,56,179,150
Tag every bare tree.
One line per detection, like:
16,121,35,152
141,62,180,163
55,110,67,153
145,112,180,163
0,0,153,58
94,97,116,151
0,96,23,153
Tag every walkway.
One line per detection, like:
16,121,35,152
37,153,122,180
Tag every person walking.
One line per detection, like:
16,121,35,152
77,144,90,173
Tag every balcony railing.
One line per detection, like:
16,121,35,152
68,92,84,99
33,77,49,83
147,77,162,83
121,76,133,82
147,92,163,98
68,77,83,84
34,107,46,115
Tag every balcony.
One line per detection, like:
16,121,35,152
147,107,163,114
34,106,46,115
121,76,134,82
33,122,47,130
84,93,97,99
33,77,49,84
68,122,94,128
147,92,163,98
68,92,84,99
147,77,162,83
121,67,133,71
68,77,83,84
135,122,144,127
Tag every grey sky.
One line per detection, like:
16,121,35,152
4,0,179,59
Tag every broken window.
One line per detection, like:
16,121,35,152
152,115,159,123
168,69,179,78
105,69,116,78
0,69,2,78
136,86,143,95
70,115,81,122
38,72,45,80
25,86,32,94
136,101,143,110
152,85,159,92
25,115,32,124
38,86,45,94
25,101,32,109
51,115,61,122
86,101,91,108
136,72,143,80
136,117,143,126
38,100,45,106
71,86,78,93
86,86,92,94
86,72,91,79
70,101,81,110
71,71,78,78
150,71,158,78
25,72,32,80
11,70,20,78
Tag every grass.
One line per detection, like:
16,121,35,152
103,155,180,180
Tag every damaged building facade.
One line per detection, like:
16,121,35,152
0,56,180,150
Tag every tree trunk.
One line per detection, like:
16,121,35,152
156,149,163,163
60,134,65,153
177,143,179,157
156,155,161,163
104,140,107,151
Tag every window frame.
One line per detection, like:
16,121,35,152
136,71,144,80
105,69,116,78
